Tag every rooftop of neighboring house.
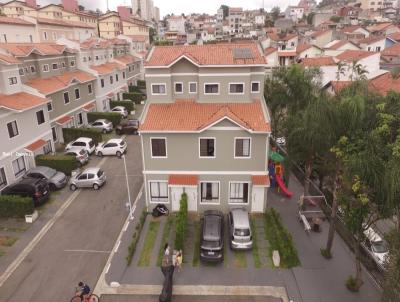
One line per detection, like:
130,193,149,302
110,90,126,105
264,47,278,56
0,92,47,112
324,40,359,50
145,42,266,67
0,53,22,65
80,38,112,49
139,100,271,133
367,22,395,32
381,44,400,56
114,54,141,65
328,80,352,94
369,72,400,95
124,35,148,42
310,29,331,39
36,17,96,29
89,62,125,75
0,16,34,26
388,32,400,42
268,32,298,41
340,25,368,34
25,70,96,95
229,7,243,13
336,49,377,61
302,56,336,66
357,36,386,45
296,43,321,54
0,42,72,57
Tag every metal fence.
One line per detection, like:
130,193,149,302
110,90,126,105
274,142,385,287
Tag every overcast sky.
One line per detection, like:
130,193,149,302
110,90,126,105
0,0,301,17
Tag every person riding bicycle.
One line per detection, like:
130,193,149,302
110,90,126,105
77,281,91,301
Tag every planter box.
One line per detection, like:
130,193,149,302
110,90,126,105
272,250,280,267
25,210,38,223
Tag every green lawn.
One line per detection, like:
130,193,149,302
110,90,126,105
250,217,262,268
0,236,18,247
138,220,161,266
157,216,174,266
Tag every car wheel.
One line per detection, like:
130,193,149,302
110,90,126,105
116,130,121,135
70,184,77,191
102,129,107,133
116,151,122,158
97,151,103,157
93,183,100,190
49,184,57,191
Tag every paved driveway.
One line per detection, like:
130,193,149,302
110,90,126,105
0,135,143,302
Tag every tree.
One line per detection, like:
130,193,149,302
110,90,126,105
336,61,346,81
220,5,229,19
382,230,400,301
149,27,156,44
330,15,341,23
307,12,315,25
271,7,280,21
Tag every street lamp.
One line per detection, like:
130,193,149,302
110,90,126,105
121,154,134,220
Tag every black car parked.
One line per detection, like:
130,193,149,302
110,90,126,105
116,119,139,135
200,210,224,263
2,177,50,207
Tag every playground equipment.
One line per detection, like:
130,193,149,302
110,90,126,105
268,151,293,198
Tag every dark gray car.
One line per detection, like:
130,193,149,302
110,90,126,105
200,210,224,263
24,166,67,191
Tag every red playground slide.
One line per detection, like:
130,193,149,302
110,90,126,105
276,175,293,198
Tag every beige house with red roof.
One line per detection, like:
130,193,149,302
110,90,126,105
140,43,271,213
0,16,37,43
323,40,360,57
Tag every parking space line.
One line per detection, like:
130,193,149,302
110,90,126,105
114,240,121,253
123,221,130,232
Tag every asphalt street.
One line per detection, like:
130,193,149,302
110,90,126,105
0,135,143,302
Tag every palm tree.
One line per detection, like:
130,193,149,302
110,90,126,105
336,61,346,81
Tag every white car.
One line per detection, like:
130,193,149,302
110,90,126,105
276,137,286,146
65,137,96,155
89,119,113,133
111,106,128,118
95,138,127,157
364,227,388,266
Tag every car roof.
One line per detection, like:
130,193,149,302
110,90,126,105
230,208,250,229
27,166,53,174
364,227,382,242
12,177,43,186
74,137,93,143
107,138,123,143
112,106,125,109
93,119,108,123
203,214,222,241
65,146,85,153
82,167,101,174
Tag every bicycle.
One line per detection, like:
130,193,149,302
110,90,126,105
70,287,100,302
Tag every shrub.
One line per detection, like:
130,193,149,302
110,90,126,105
110,100,135,113
0,195,34,218
123,92,145,104
346,276,360,292
87,112,122,127
129,85,142,93
62,127,103,145
174,193,188,251
36,154,77,176
126,210,147,266
320,248,332,259
137,79,146,88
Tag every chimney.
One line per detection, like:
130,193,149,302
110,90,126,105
25,0,37,8
117,6,132,20
62,0,78,12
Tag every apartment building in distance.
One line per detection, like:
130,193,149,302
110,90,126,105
139,43,271,213
131,0,160,21
228,7,243,35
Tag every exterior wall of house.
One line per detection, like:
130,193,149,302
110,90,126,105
99,15,122,39
314,31,333,48
2,2,38,18
298,47,322,59
0,65,22,95
145,60,265,103
37,23,75,42
0,23,37,43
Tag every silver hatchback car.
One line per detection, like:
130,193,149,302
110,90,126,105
228,208,253,250
69,167,106,191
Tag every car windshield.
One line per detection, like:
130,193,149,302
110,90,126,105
202,240,220,248
42,167,57,178
372,241,388,253
119,141,125,146
97,170,104,178
234,228,250,236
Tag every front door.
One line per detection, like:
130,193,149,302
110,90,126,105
171,187,184,212
170,186,198,212
185,187,197,212
251,187,265,213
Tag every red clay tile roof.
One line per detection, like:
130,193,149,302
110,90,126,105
268,33,297,42
37,17,96,29
80,38,112,49
302,56,336,66
367,22,394,32
310,29,331,39
0,16,34,26
296,43,316,54
329,81,351,94
168,175,198,186
90,62,125,75
0,43,67,57
278,51,297,57
0,92,47,111
252,175,270,186
369,73,400,95
25,139,46,152
140,100,270,132
126,35,147,42
358,36,385,44
26,70,95,94
83,102,96,111
114,54,140,65
56,115,73,125
336,50,375,61
326,40,357,50
0,54,21,64
381,44,400,56
388,32,400,41
264,47,277,56
145,43,266,67
340,25,364,33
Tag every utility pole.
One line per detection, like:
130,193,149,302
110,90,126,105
106,0,109,12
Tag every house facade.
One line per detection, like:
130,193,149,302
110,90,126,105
139,43,271,213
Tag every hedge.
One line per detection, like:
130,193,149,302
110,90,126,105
128,85,142,93
62,127,103,145
126,210,147,266
87,112,122,127
174,193,188,251
123,92,145,104
137,79,146,88
36,154,77,176
0,195,34,218
110,100,135,113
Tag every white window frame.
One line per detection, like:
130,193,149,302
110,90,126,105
228,82,245,95
36,109,45,125
228,181,250,205
43,31,48,40
234,137,252,159
7,120,19,139
199,181,220,204
174,82,183,94
204,83,220,95
76,112,84,126
30,65,36,74
42,64,49,72
52,63,58,70
148,180,169,204
70,60,75,67
188,82,197,94
63,91,70,104
88,83,93,94
199,137,216,159
8,77,17,85
251,81,261,93
47,101,53,112
74,88,80,100
0,167,7,191
150,137,167,158
51,126,58,142
12,156,26,179
151,83,167,95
